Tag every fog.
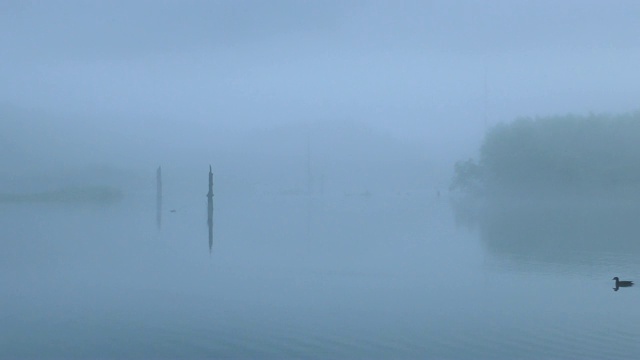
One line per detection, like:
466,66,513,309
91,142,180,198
3,1,640,358
4,1,640,174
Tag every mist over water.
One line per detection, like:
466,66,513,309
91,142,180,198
3,190,640,359
3,1,640,359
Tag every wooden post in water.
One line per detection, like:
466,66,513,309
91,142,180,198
207,165,214,253
156,166,162,229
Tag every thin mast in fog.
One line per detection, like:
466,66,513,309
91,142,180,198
157,166,162,229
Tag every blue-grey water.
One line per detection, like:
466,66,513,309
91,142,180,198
2,191,640,359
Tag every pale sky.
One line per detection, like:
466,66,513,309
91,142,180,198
2,0,640,170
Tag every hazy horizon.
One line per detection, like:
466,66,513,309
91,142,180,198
4,1,640,184
3,2,640,359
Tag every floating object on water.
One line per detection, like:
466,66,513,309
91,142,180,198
613,277,634,289
613,277,633,286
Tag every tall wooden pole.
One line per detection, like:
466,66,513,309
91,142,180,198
156,166,162,229
207,165,214,253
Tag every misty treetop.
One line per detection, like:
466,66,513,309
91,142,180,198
452,112,640,197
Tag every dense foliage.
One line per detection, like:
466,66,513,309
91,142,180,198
451,112,640,197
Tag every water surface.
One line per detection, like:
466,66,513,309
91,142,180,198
2,193,639,359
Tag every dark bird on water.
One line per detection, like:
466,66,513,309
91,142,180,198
613,277,634,287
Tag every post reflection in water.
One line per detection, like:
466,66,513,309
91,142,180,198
207,165,214,254
208,218,213,254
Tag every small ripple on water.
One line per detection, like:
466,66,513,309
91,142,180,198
6,308,640,359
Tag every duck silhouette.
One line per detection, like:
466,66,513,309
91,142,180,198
613,277,633,290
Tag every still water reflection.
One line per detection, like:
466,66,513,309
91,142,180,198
1,193,640,359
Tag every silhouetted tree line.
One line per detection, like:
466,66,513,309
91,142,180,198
451,112,640,197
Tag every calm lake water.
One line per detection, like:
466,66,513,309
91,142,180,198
2,191,640,359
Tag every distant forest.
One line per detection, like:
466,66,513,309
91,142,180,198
451,112,640,198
